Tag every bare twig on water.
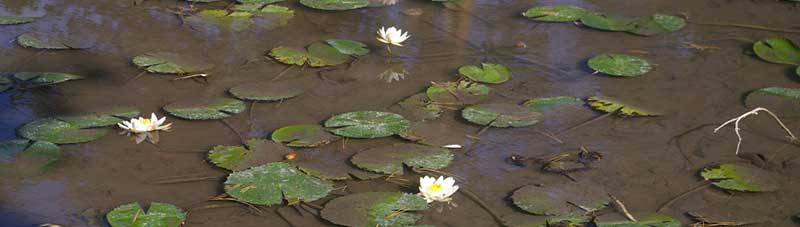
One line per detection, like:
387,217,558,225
149,175,222,184
559,108,619,135
667,123,720,167
535,129,565,144
208,196,262,214
275,208,300,227
657,182,712,212
713,107,797,154
271,65,295,82
459,188,504,226
608,194,637,222
188,203,240,212
125,71,148,84
220,119,246,145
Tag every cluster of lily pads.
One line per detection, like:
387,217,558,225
522,5,686,36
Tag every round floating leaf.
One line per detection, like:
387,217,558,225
163,98,246,120
308,42,350,67
18,108,139,144
398,122,466,148
596,215,681,227
16,33,90,50
0,76,12,92
586,96,657,117
224,162,334,205
229,79,306,101
326,39,369,56
462,103,543,128
458,63,512,84
587,54,652,77
350,143,453,175
299,0,370,10
580,12,636,32
106,202,186,227
700,163,780,192
522,5,586,22
293,146,382,180
208,139,287,171
0,16,37,25
389,93,443,122
426,81,491,105
12,72,83,87
512,183,609,215
744,87,800,115
272,124,340,147
270,46,309,66
133,52,214,74
324,111,410,139
0,140,60,176
753,37,800,65
628,14,686,36
523,96,584,111
321,192,428,227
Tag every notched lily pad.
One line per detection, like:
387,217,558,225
327,39,369,56
398,122,466,148
350,143,453,175
700,163,780,192
512,183,609,215
753,37,800,65
596,214,681,227
523,96,584,111
588,54,652,77
208,139,287,171
133,52,214,74
320,192,428,227
0,16,38,25
0,140,60,176
163,98,246,120
389,93,443,122
299,0,370,10
224,162,334,205
628,14,686,36
586,96,657,117
580,12,635,32
462,103,542,128
229,78,308,101
106,202,186,227
426,81,491,105
18,108,140,144
522,5,586,22
17,33,90,50
458,63,512,84
324,111,410,139
272,124,341,147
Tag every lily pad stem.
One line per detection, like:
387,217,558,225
459,188,504,226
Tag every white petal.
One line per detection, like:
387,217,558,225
441,177,455,187
442,144,462,149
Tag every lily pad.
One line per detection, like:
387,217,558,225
628,14,686,36
426,81,491,105
0,140,60,176
133,52,214,74
271,124,341,147
18,108,140,144
0,16,37,25
744,87,800,115
224,162,334,205
270,46,309,66
700,163,780,192
12,72,83,87
163,98,246,120
458,63,512,84
327,39,369,56
293,147,383,180
580,12,636,32
350,143,453,175
462,103,543,128
16,33,90,50
388,93,443,122
320,192,428,227
324,111,410,139
188,5,293,31
596,215,681,227
522,5,586,22
523,96,584,111
308,42,351,67
106,202,186,227
0,76,12,92
512,183,609,215
299,0,370,10
586,96,657,117
588,54,652,77
208,139,288,171
229,79,307,101
398,122,466,148
753,37,800,65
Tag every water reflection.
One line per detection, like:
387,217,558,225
0,92,33,141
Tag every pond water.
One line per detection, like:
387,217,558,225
1,0,800,226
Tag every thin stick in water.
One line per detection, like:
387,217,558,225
713,107,797,154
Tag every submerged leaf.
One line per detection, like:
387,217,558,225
586,96,657,117
587,54,652,77
0,16,37,25
18,108,139,144
350,143,453,175
271,124,341,147
426,81,491,105
753,37,800,65
12,72,83,87
133,52,213,74
462,103,543,128
293,146,382,180
208,139,287,171
229,78,307,101
522,5,586,22
327,39,370,56
596,215,681,227
324,111,410,138
458,63,512,84
106,202,186,227
389,93,443,122
224,162,334,205
628,14,686,36
512,183,609,215
0,140,60,176
320,192,428,227
580,12,636,32
700,163,780,192
163,98,246,120
308,42,351,67
299,0,370,10
16,33,90,50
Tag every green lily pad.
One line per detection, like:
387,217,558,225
229,78,307,101
208,139,288,171
0,140,60,176
18,108,140,144
271,124,341,147
270,46,309,66
16,33,90,50
458,63,512,84
744,87,800,115
596,215,681,227
163,98,246,120
324,111,410,139
188,5,293,31
522,5,586,22
580,12,636,32
462,103,543,128
320,192,428,227
0,16,37,25
398,122,465,148
327,39,369,56
106,202,186,227
628,14,686,36
512,183,609,215
700,163,780,192
12,72,83,87
308,42,351,67
224,162,334,205
293,146,383,180
350,143,453,175
523,96,584,111
133,52,214,74
586,96,657,117
299,0,370,10
587,54,652,77
426,81,491,105
753,37,800,65
0,76,12,92
388,93,443,122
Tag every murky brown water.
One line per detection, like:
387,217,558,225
2,0,800,226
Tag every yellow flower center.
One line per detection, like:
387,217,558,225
427,183,442,193
140,119,151,125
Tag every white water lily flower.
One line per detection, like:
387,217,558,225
377,26,410,47
118,113,172,134
418,176,459,203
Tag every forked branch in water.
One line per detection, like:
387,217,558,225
713,107,797,154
